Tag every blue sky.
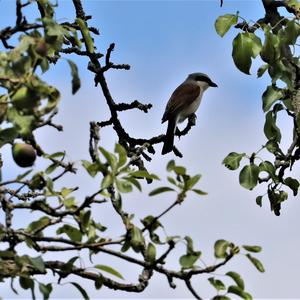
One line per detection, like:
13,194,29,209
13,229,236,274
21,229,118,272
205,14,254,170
1,0,300,299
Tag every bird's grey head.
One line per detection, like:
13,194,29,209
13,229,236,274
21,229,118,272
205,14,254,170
187,72,218,88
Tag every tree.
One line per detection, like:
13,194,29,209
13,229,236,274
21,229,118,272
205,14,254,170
217,0,300,216
0,0,298,299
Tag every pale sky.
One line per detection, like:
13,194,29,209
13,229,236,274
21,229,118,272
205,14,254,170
1,0,300,299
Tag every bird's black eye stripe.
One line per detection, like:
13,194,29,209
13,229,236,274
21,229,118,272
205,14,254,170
196,75,210,83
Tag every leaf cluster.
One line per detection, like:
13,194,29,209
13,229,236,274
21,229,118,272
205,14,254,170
216,5,300,215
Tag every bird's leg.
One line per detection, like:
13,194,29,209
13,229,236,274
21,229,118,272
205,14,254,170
175,126,181,137
188,113,197,126
175,114,197,139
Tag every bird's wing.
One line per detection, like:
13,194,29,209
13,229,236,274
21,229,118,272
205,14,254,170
162,83,200,123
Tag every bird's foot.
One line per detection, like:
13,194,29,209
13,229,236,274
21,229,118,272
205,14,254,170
188,114,197,126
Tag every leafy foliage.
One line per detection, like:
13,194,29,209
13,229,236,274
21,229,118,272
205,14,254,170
0,1,269,300
218,6,300,215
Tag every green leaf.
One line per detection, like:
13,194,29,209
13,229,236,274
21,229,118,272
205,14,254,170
44,18,65,49
46,177,54,193
94,277,103,290
121,239,131,253
116,179,133,193
246,254,265,272
39,283,52,300
284,177,300,196
256,195,263,207
130,226,145,253
273,103,284,114
94,222,107,232
27,216,51,233
259,161,276,180
145,243,156,263
257,64,268,78
215,14,238,37
7,108,35,137
242,245,262,253
287,0,300,8
167,176,177,186
63,197,76,209
67,59,81,94
226,271,245,290
268,189,283,216
81,210,91,228
45,162,59,174
185,174,201,190
232,33,262,74
179,252,200,269
214,239,229,259
70,282,89,300
166,160,175,171
19,276,34,290
184,236,195,254
261,28,280,64
248,33,262,58
212,296,231,300
130,170,160,180
284,20,300,45
262,85,283,112
141,215,162,233
222,152,245,170
264,111,281,143
61,187,75,198
39,57,49,73
76,18,94,53
0,127,18,147
19,276,36,299
123,176,142,191
228,285,252,300
64,256,79,273
173,166,186,175
10,86,39,112
192,189,208,196
28,256,45,272
115,144,127,168
265,140,280,154
270,59,294,88
99,147,117,171
94,264,124,280
149,186,175,196
40,86,60,116
82,160,106,177
101,174,113,189
44,151,65,159
239,164,259,190
208,277,226,291
16,169,32,180
56,225,82,242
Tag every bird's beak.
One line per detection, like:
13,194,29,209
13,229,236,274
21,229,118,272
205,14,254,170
209,81,218,87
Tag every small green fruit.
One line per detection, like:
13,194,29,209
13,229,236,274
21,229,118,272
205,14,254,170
12,143,36,167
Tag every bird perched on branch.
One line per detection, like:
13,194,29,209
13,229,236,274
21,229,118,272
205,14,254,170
161,72,218,155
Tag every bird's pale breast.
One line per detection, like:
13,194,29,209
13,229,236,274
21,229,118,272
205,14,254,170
177,91,203,122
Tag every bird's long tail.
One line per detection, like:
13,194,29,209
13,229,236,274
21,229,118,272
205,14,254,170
162,118,176,155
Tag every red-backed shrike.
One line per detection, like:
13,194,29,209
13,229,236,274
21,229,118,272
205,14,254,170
161,72,217,155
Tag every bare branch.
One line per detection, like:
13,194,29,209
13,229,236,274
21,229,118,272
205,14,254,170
185,279,203,300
